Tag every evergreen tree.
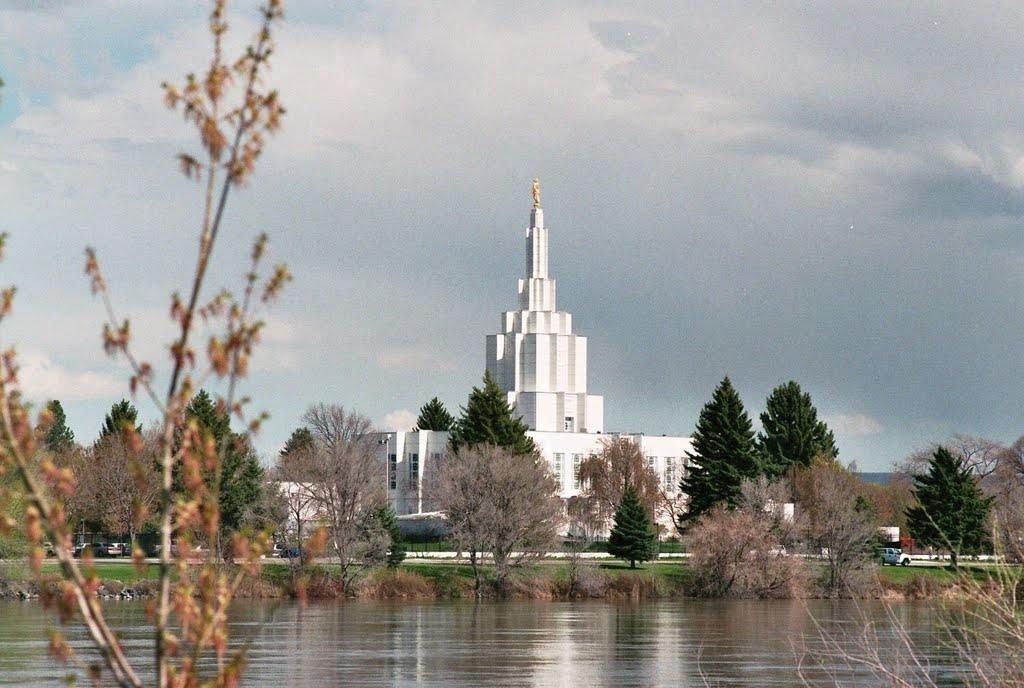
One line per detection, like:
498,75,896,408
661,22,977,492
415,397,455,431
607,485,657,569
450,371,536,455
369,504,406,568
906,446,992,569
680,376,761,527
99,399,142,440
279,426,314,458
44,399,75,452
757,380,838,477
184,390,265,534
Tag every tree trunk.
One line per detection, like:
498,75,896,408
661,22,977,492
494,550,508,596
469,550,483,599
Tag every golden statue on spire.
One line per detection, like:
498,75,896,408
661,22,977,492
532,178,541,209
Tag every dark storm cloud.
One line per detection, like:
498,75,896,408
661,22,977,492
901,169,1024,219
563,2,1024,464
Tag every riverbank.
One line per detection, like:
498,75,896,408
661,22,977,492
1,559,1008,602
346,561,1004,601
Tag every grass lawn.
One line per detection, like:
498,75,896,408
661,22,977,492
39,561,163,582
401,562,478,581
397,559,693,593
875,563,1004,587
29,557,1012,599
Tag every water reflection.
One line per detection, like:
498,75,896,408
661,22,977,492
0,599,958,687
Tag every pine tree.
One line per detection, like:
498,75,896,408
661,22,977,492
183,390,265,534
369,504,406,568
607,485,657,569
450,371,535,455
99,399,142,440
757,380,838,477
44,399,76,452
680,376,761,527
279,426,314,458
415,397,455,431
906,446,992,569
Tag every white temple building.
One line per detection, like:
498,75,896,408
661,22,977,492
379,182,694,517
486,200,603,433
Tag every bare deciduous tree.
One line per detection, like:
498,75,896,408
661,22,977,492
564,495,602,597
274,444,319,544
242,473,289,536
857,476,914,531
578,437,661,527
804,464,876,597
898,433,1004,479
989,435,1024,562
685,505,807,599
438,444,561,595
76,428,160,548
999,435,1024,481
300,404,389,593
739,475,805,552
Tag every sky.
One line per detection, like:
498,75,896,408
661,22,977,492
2,1,1024,471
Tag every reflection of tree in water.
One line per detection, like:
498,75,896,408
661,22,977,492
0,599,964,686
612,603,652,666
376,600,556,684
685,600,823,686
221,599,957,686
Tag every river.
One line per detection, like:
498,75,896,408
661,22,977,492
0,599,963,686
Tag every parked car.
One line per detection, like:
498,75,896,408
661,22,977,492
149,541,207,558
881,547,912,566
150,540,180,556
267,543,286,558
74,542,106,558
281,546,303,560
106,542,127,557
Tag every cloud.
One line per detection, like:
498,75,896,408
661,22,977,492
17,350,123,402
7,1,1024,472
380,409,417,433
250,318,303,373
826,414,884,437
4,1,67,12
376,346,455,374
900,168,1024,219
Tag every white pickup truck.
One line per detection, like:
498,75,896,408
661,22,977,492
880,547,912,566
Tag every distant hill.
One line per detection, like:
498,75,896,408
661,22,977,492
857,472,900,486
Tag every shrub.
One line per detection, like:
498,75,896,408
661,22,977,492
685,506,808,598
606,572,660,600
360,571,435,599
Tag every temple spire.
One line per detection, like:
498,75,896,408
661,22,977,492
530,178,544,231
486,181,604,433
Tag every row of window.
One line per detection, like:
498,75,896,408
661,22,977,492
387,449,683,494
387,452,443,491
552,453,683,492
552,453,586,490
